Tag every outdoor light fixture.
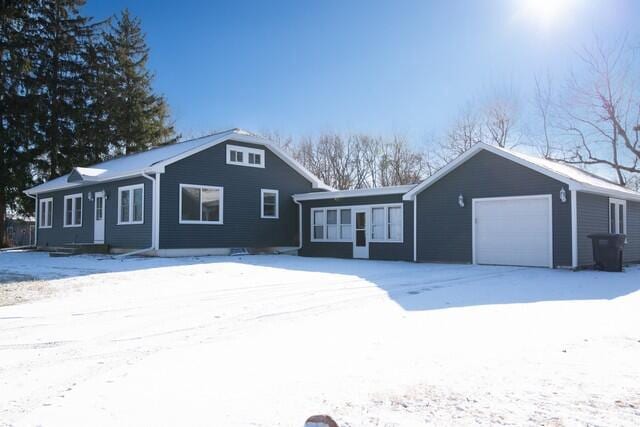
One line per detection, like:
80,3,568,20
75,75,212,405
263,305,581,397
87,192,93,201
458,194,465,208
559,187,567,203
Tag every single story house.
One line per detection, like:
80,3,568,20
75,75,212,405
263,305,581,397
25,128,640,268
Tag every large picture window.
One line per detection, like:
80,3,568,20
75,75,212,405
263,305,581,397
179,184,223,224
39,198,53,229
118,184,144,225
63,193,82,227
261,189,279,219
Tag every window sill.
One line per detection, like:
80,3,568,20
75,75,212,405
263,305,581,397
63,224,82,228
179,220,224,225
117,221,144,226
39,226,52,229
261,216,279,219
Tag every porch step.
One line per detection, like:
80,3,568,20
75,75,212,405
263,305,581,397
46,243,110,257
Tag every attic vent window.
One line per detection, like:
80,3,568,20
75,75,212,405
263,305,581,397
226,144,265,168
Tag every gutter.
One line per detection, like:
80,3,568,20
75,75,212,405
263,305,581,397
293,198,303,253
118,171,160,257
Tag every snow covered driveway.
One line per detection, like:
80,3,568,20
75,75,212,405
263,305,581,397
1,252,639,426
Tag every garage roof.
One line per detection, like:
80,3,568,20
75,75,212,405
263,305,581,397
403,143,640,202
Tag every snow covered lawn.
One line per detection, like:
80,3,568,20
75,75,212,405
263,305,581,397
1,252,639,426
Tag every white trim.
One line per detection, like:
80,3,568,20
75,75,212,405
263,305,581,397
154,174,161,249
471,194,554,268
609,198,627,236
309,203,403,243
226,144,265,168
38,197,53,229
404,144,579,201
403,142,640,202
413,197,417,262
117,184,145,225
571,190,578,269
260,189,279,219
63,193,83,228
93,191,105,244
294,185,415,201
178,184,224,225
352,208,370,259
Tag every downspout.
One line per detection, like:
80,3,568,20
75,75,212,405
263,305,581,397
293,198,303,253
25,193,38,247
117,172,158,258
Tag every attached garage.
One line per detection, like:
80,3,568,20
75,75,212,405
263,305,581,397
472,195,553,268
403,142,640,269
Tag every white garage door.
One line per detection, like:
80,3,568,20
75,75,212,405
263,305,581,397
473,195,553,268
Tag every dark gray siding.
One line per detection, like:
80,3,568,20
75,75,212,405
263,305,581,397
415,150,572,267
576,193,640,265
626,201,640,263
36,176,153,249
159,140,314,249
299,194,413,261
576,192,608,266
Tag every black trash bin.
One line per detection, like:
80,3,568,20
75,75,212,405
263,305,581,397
587,233,626,272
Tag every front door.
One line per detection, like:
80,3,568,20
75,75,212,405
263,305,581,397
94,192,105,243
353,209,369,259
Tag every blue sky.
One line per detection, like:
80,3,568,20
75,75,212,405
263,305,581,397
84,0,640,143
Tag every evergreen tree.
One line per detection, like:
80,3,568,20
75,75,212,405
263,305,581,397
107,9,177,155
30,0,95,179
0,0,39,246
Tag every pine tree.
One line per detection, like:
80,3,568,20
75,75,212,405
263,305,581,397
30,0,96,179
0,0,40,246
107,9,177,155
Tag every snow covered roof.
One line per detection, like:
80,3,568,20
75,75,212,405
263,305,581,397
25,129,330,195
293,184,416,201
404,143,640,202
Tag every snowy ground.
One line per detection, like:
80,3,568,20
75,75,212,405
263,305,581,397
1,251,639,426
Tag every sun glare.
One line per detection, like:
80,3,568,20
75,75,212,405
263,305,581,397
515,0,577,32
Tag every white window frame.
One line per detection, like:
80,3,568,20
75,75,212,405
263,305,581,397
369,205,403,243
63,193,83,228
39,197,53,229
118,184,145,225
310,203,402,243
226,144,265,168
179,184,224,225
609,198,627,235
261,189,279,219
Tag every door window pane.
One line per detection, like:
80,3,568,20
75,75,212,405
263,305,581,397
201,188,220,222
181,187,200,221
96,197,103,221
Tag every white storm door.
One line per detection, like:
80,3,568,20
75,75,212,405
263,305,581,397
353,209,369,259
473,195,553,268
94,192,105,243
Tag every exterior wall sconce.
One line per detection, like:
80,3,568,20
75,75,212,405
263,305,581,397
458,194,465,208
559,187,567,203
87,192,94,201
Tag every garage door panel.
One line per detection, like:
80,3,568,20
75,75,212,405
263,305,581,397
474,196,552,268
